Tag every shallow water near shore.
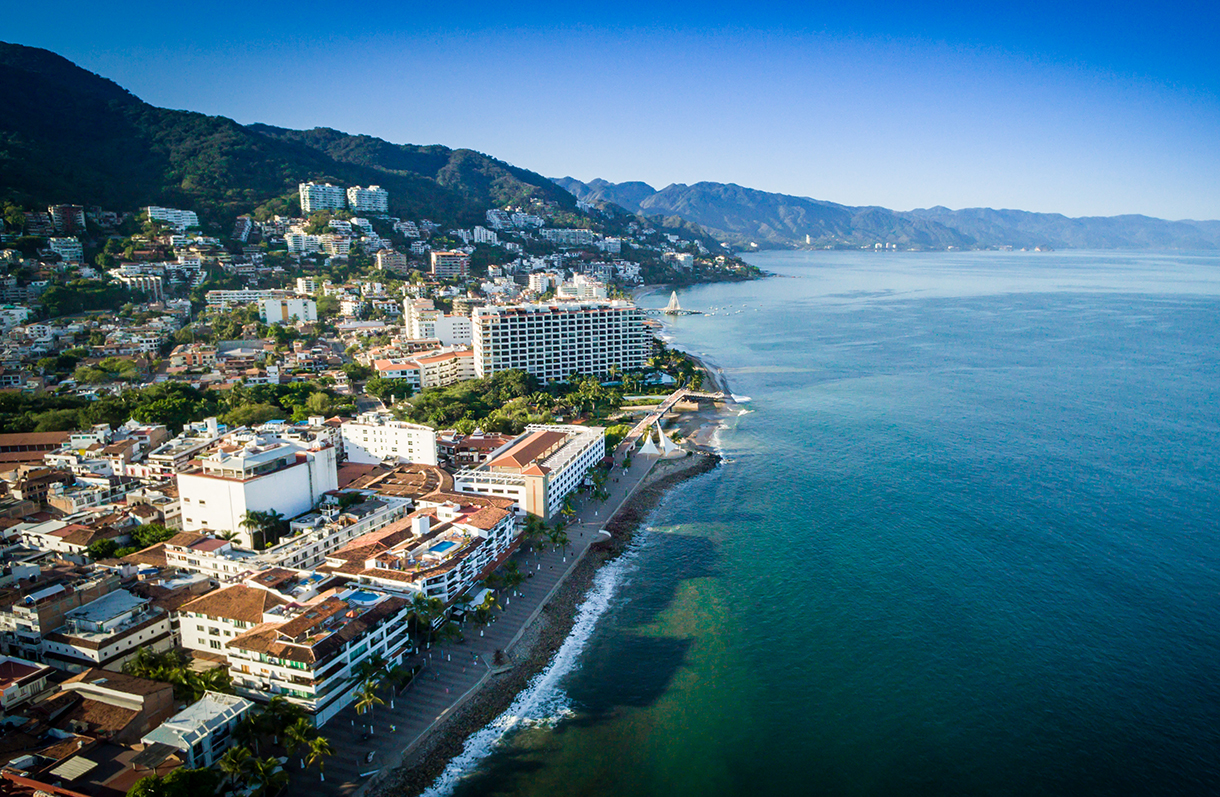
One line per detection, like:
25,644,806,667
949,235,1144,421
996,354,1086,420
439,250,1220,796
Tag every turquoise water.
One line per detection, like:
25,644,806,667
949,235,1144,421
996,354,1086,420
441,250,1220,797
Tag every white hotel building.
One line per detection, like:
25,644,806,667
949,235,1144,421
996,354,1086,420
298,182,346,213
177,436,338,547
347,185,389,214
341,411,438,466
455,424,605,520
472,301,650,381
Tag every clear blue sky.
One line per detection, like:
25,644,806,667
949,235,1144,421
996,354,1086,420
7,1,1219,219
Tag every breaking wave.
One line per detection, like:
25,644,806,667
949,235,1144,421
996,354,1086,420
419,544,642,796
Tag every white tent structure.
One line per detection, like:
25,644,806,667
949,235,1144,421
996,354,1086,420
638,429,661,456
656,421,681,456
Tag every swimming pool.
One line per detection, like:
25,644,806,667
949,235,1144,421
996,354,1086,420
429,540,457,555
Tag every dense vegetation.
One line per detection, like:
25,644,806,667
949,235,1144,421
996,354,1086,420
0,382,218,433
0,43,576,228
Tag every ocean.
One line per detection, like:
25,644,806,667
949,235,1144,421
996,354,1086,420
431,250,1220,797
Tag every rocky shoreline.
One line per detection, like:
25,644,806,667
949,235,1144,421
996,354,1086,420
375,450,722,797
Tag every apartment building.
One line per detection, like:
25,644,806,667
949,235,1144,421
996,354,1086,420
346,185,389,214
321,496,517,604
225,587,412,725
48,204,86,235
259,297,318,325
41,589,173,672
146,207,199,231
295,276,321,295
371,347,474,391
341,412,438,466
141,691,255,768
540,228,596,247
429,250,470,279
403,298,472,345
48,237,83,263
177,436,338,546
298,183,346,213
454,424,605,520
205,288,292,309
375,249,407,271
471,301,649,381
0,571,121,661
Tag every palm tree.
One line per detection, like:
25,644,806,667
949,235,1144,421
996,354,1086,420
241,510,266,549
383,664,415,708
232,714,262,756
306,735,334,782
196,665,234,695
410,593,444,646
261,696,303,745
284,717,316,768
249,756,288,797
472,592,500,626
354,680,385,729
218,745,254,791
502,560,524,591
263,509,287,546
353,653,388,684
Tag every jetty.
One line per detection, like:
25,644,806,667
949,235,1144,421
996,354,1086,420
644,291,701,316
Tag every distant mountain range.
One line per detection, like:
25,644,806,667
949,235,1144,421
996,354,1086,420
554,178,1220,251
0,42,573,227
2,41,1215,253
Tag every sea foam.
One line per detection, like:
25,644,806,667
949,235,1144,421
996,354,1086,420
419,543,642,796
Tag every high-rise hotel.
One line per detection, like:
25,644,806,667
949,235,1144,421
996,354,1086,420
472,301,650,381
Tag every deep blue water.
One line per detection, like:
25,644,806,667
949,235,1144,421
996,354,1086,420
438,250,1220,797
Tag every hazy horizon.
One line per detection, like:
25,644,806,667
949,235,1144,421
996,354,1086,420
9,1,1218,220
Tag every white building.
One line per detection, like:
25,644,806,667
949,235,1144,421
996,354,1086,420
472,226,499,245
319,233,351,257
142,692,255,768
346,185,389,214
177,437,339,547
285,233,322,256
298,183,346,213
259,297,317,325
322,497,517,604
528,272,558,293
146,206,199,231
472,301,649,381
403,298,472,345
48,237,83,263
226,587,412,725
295,276,321,295
540,228,596,247
205,288,292,309
41,590,173,672
454,424,605,520
341,412,438,466
557,274,608,300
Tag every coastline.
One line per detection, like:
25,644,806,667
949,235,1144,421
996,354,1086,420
371,296,738,797
376,453,723,797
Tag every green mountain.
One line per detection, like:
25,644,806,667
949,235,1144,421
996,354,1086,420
556,178,1220,251
0,42,572,226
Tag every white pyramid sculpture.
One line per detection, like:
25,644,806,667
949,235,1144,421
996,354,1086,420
638,429,660,456
657,422,681,455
